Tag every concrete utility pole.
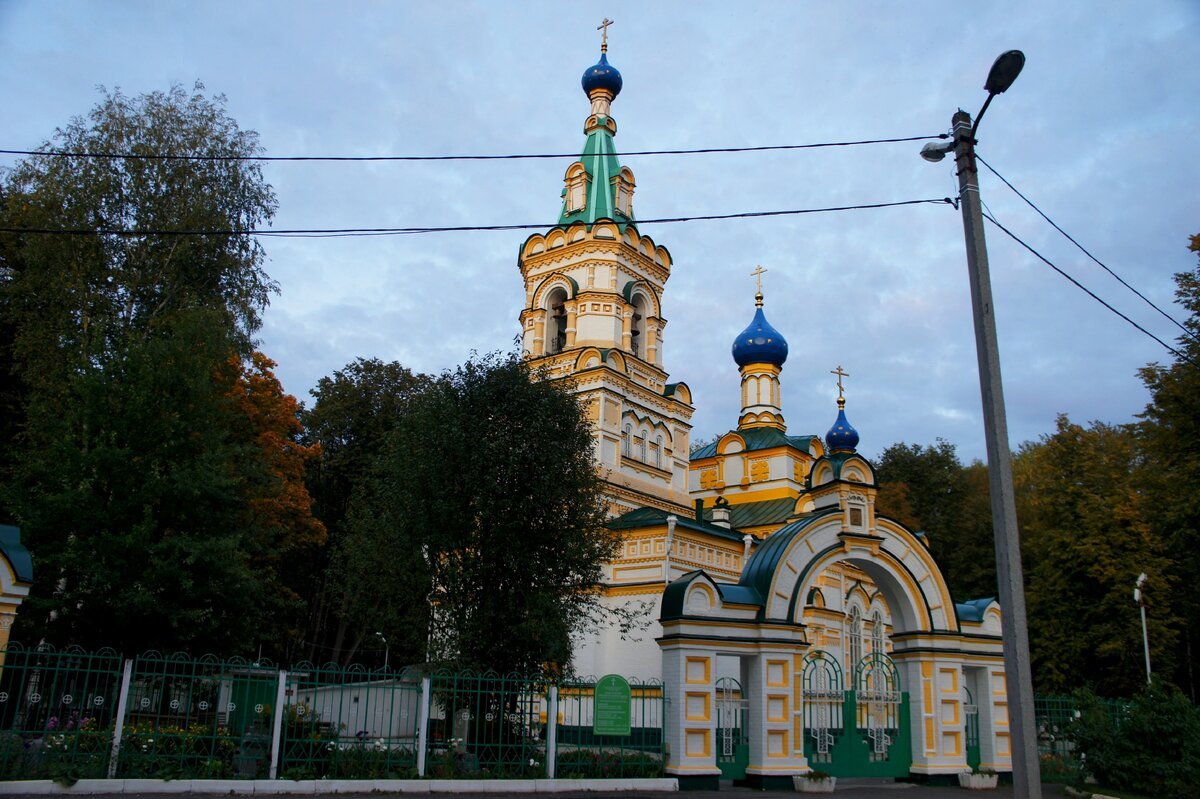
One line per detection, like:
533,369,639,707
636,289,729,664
921,51,1041,798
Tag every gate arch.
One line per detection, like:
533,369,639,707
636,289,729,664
659,491,1009,786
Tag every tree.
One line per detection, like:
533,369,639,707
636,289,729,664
0,85,317,656
875,440,996,600
222,351,326,655
361,352,621,675
1137,233,1200,698
299,358,429,664
1015,416,1177,696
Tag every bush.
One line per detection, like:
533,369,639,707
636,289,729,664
555,748,663,778
1072,683,1200,799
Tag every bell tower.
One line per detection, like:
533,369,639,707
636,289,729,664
517,36,693,515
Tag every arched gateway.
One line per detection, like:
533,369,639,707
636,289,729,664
657,436,1013,789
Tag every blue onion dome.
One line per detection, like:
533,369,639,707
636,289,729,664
825,399,860,452
732,300,789,367
581,52,623,98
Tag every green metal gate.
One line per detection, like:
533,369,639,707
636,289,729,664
802,651,911,778
714,677,747,780
964,686,980,770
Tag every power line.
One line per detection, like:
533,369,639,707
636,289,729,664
983,211,1198,369
0,133,948,163
0,197,955,239
978,153,1199,347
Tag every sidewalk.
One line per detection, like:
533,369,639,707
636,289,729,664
0,784,1075,799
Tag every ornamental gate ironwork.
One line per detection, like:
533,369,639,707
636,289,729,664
964,685,981,770
801,651,911,778
714,677,748,780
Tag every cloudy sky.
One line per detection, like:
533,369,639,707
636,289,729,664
3,1,1197,462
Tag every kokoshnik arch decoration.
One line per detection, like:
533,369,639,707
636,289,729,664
514,28,1013,788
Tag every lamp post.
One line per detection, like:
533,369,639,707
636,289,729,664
1134,573,1152,684
920,50,1041,799
376,631,389,671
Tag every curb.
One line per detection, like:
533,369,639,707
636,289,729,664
0,779,679,795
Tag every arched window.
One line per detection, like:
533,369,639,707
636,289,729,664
637,430,647,461
654,434,663,467
564,163,588,214
621,423,632,457
545,286,569,354
871,610,885,653
630,294,647,357
847,607,863,670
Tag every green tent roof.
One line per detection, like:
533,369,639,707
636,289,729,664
557,117,635,230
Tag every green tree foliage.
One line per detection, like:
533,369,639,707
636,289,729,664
360,352,622,675
874,440,996,600
0,85,320,656
1071,683,1200,798
299,358,429,664
1138,234,1200,699
1016,416,1176,696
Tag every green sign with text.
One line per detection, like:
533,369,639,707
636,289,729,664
593,674,632,736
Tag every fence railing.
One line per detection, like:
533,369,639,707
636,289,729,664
1034,693,1126,782
0,644,663,782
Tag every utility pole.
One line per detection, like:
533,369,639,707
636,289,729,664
951,106,1041,799
920,51,1041,798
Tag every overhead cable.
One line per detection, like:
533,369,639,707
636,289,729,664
0,134,948,163
978,153,1198,346
982,211,1198,369
0,197,955,239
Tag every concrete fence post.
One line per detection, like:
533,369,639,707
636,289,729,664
268,669,288,779
546,686,559,779
106,659,134,778
416,675,432,777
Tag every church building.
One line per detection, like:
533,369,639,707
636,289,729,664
517,32,1012,787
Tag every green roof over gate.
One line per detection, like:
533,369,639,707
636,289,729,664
0,525,33,583
736,509,839,607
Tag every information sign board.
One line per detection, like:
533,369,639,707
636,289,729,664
593,674,632,736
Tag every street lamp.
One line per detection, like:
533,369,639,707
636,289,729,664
376,631,389,671
920,50,1041,799
1134,573,1152,684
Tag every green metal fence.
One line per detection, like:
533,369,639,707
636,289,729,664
117,651,279,779
1034,694,1126,782
0,644,669,783
425,669,548,779
0,643,124,780
554,676,664,778
279,662,421,779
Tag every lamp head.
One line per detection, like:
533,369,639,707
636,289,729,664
920,140,955,163
984,50,1025,95
1137,572,1148,588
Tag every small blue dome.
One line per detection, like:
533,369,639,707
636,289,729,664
581,52,623,98
732,307,789,367
825,404,860,452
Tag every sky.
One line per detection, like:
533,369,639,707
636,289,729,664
2,1,1198,463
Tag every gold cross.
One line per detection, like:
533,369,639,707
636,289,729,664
598,18,614,51
750,265,767,293
831,365,850,399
